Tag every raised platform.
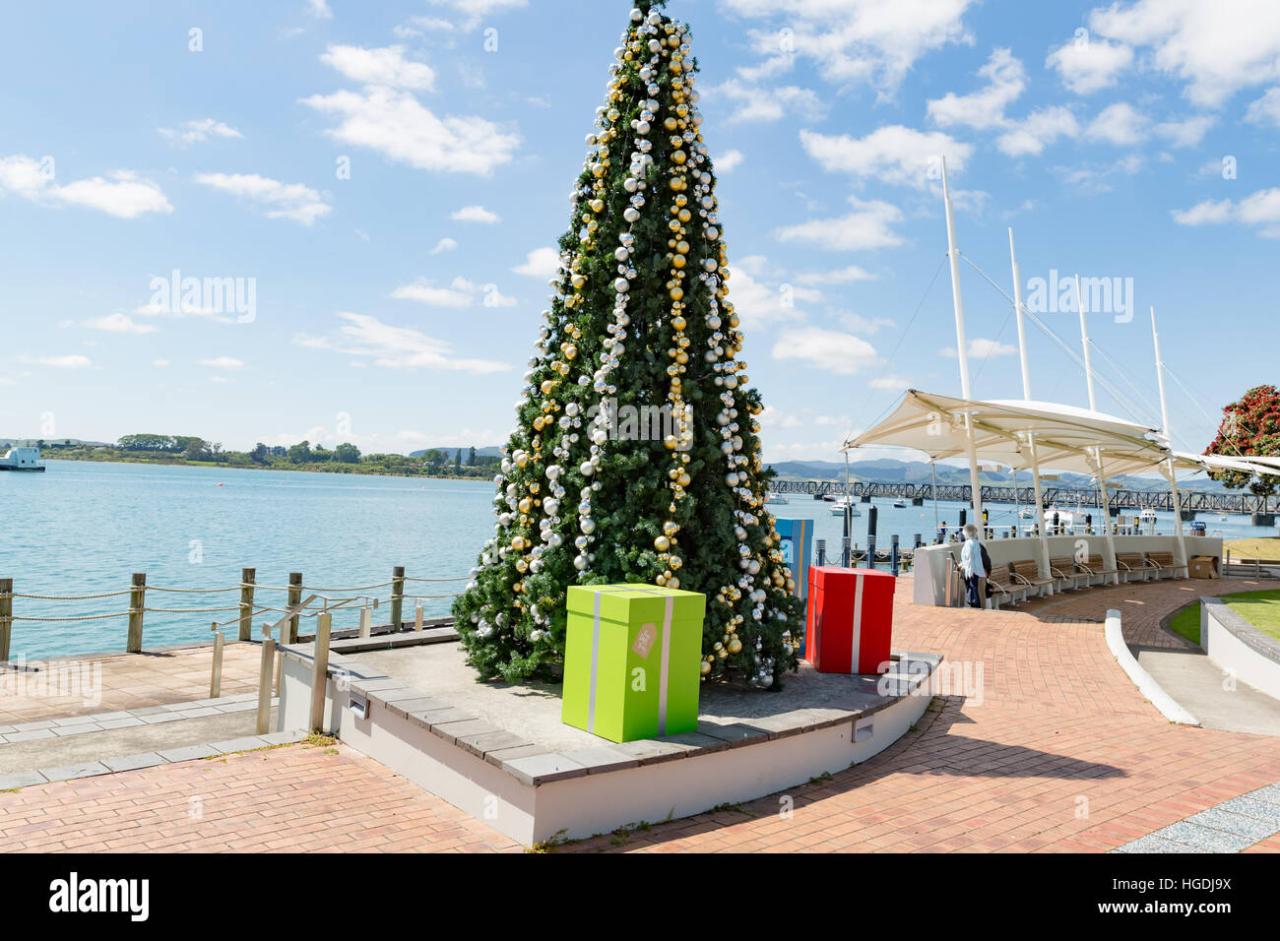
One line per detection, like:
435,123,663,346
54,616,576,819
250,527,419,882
276,631,941,847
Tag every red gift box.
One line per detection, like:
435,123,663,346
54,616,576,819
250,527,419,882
805,566,896,675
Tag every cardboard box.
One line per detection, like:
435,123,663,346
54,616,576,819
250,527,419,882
1190,556,1219,579
806,566,896,675
562,585,706,743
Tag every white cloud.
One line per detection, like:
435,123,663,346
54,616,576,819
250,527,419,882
0,155,173,219
795,265,877,286
298,312,511,373
1154,114,1215,147
1245,87,1280,127
839,312,895,335
1057,154,1143,192
320,45,436,91
996,107,1080,157
1173,187,1280,237
940,338,1017,359
392,276,516,308
431,237,458,255
869,374,912,391
730,263,820,325
301,86,518,176
706,80,825,123
1086,102,1148,146
1046,35,1133,94
776,196,906,252
200,356,246,370
513,246,562,279
307,0,333,19
773,326,879,375
718,149,745,173
426,0,527,31
723,0,977,96
84,313,157,335
451,204,500,224
194,172,331,225
394,16,456,39
1089,0,1280,107
158,118,243,146
22,354,91,369
800,125,970,188
927,48,1026,130
153,359,170,368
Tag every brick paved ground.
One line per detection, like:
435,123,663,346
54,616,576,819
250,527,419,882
4,576,1280,853
0,644,261,726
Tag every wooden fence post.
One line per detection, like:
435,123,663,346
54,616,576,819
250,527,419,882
239,568,256,642
309,612,333,733
256,625,275,735
126,573,147,654
286,572,303,645
0,578,12,663
210,622,224,699
389,566,405,632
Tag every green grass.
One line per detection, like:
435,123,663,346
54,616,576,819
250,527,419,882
1168,603,1201,647
1170,590,1280,647
1225,590,1280,643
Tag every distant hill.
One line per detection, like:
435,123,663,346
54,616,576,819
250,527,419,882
0,437,112,449
409,446,502,460
767,458,1234,493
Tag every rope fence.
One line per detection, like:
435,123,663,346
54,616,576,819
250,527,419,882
0,565,468,662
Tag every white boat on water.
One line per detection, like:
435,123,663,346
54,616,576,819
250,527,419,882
0,446,45,472
892,500,908,509
765,492,788,505
830,497,861,517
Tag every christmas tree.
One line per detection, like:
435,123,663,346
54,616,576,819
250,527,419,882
454,0,803,688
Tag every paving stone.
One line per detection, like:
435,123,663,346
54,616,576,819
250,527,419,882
42,761,110,782
382,697,447,718
1186,807,1279,843
611,738,697,766
1158,821,1254,853
84,711,133,722
158,743,222,763
0,726,15,736
1218,796,1280,829
483,743,552,768
655,730,728,753
696,721,772,746
12,720,57,732
213,700,258,714
430,719,499,745
51,725,101,738
171,706,221,720
0,770,47,790
410,707,478,728
129,706,171,716
259,729,308,746
102,753,166,773
1249,783,1280,807
454,729,529,759
53,714,102,727
375,688,435,705
1113,834,1200,854
4,729,55,744
502,752,588,786
97,717,145,730
210,736,272,755
140,712,188,725
560,746,640,774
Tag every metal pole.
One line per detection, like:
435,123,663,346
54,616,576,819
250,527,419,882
1095,457,1120,585
891,535,900,577
1152,307,1189,568
286,572,303,645
1076,274,1098,412
1009,228,1033,398
942,156,985,524
389,566,405,632
309,612,333,733
816,539,827,567
0,578,12,662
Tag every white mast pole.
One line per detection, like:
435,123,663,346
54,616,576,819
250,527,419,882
1077,274,1117,581
942,157,985,529
1152,306,1189,568
1010,229,1051,581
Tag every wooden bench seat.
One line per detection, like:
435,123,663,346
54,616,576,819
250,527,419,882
1146,551,1189,580
986,563,1031,610
1076,555,1119,586
1010,559,1055,597
1115,552,1159,583
1050,557,1089,591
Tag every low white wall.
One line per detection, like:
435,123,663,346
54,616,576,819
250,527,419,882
1105,609,1198,725
1204,597,1280,701
913,535,1223,606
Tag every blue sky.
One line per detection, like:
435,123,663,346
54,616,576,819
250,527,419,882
1,0,1277,462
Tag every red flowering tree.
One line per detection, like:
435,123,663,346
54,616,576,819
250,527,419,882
1204,384,1280,496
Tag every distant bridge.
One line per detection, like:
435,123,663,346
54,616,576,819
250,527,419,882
772,479,1277,515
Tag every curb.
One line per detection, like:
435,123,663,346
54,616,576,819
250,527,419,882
1104,609,1199,726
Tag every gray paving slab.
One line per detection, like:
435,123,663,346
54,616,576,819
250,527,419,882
503,752,588,786
157,743,221,763
213,700,258,714
1113,834,1200,854
209,736,271,755
259,729,307,746
42,761,110,782
53,714,101,727
1186,807,1278,842
97,717,145,730
102,753,166,773
0,770,47,790
1158,820,1255,853
483,743,552,768
12,720,57,732
560,746,641,773
50,725,99,738
4,729,55,744
1220,795,1280,828
1249,783,1280,806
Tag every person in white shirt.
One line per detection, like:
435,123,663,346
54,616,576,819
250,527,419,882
959,523,987,608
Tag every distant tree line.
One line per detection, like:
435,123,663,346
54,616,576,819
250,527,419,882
52,436,499,479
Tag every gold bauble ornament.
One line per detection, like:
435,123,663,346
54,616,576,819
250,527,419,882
654,535,672,552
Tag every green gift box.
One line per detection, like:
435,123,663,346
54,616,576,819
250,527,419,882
562,584,707,743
